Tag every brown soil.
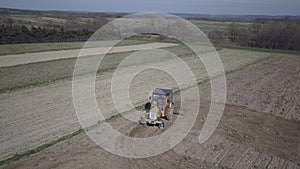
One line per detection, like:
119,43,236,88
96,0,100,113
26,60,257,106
1,102,298,169
0,49,299,169
226,56,300,120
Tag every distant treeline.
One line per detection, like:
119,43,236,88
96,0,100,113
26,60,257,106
0,8,110,44
0,25,95,44
1,7,300,52
228,21,300,51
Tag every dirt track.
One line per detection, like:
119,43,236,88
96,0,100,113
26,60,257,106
0,42,177,68
0,47,299,168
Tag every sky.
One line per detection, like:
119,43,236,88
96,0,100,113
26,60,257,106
1,0,300,16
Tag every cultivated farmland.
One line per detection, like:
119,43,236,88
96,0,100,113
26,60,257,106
0,40,299,169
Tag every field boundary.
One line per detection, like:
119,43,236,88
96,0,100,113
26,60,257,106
215,45,300,56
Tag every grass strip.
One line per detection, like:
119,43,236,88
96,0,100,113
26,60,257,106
0,129,84,166
215,45,300,56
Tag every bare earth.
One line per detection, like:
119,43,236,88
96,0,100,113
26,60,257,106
226,56,300,120
0,46,299,168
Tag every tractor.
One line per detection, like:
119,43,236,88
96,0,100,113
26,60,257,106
139,88,175,130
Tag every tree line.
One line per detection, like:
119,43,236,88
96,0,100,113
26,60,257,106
1,16,300,52
227,20,300,51
0,11,109,44
0,24,95,44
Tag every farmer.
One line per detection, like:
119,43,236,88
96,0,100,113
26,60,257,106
144,101,151,113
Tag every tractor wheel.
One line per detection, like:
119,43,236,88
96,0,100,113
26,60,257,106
159,120,167,130
166,109,173,120
166,113,172,120
140,116,147,127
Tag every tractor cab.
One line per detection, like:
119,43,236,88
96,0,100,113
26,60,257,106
151,88,174,120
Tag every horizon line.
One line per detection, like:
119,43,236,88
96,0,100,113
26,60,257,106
1,7,300,17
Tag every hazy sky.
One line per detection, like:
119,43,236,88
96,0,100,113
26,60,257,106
1,0,300,15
